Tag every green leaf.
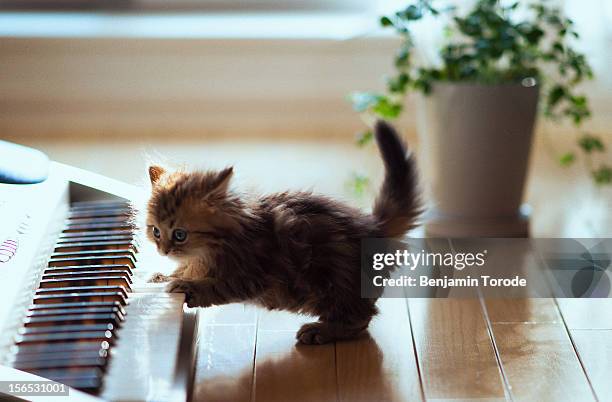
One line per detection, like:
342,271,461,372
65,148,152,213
347,173,371,196
372,97,403,119
552,42,564,54
398,5,423,21
349,92,402,118
356,130,374,147
524,27,544,44
380,16,393,27
559,152,575,166
579,135,605,153
592,166,612,185
547,85,566,108
349,92,383,113
387,73,410,93
395,47,411,67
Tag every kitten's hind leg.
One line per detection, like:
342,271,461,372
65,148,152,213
296,319,370,345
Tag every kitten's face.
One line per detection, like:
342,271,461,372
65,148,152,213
145,165,235,260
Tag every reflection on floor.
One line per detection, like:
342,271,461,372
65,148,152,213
20,136,612,401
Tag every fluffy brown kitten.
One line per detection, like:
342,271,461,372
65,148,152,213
145,121,421,344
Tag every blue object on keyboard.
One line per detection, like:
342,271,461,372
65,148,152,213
0,140,49,184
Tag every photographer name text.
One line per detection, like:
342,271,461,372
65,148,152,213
372,275,527,288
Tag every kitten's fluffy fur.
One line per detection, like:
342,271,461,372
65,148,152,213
145,121,421,344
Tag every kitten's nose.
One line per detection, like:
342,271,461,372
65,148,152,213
160,246,169,256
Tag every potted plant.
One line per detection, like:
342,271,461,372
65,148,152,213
351,0,611,237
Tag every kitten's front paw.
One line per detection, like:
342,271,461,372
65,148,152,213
166,279,210,308
148,272,172,283
296,322,334,345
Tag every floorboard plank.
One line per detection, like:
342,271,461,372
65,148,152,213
555,298,612,401
491,323,595,402
254,310,337,402
486,299,595,401
336,298,423,402
486,299,561,324
557,299,612,330
408,299,506,401
570,330,612,402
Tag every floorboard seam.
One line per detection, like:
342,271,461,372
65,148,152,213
478,295,515,402
553,297,600,402
334,341,340,402
405,298,426,402
249,309,260,402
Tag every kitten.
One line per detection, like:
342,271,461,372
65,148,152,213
145,121,421,344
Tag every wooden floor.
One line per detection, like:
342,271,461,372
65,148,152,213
18,136,612,402
191,294,612,402
194,299,612,401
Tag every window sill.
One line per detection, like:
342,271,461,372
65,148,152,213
0,11,382,40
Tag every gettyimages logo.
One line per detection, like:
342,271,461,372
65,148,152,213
371,249,487,271
541,239,612,298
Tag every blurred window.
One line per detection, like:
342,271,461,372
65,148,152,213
0,0,369,11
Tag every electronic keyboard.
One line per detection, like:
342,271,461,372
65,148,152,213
0,157,199,402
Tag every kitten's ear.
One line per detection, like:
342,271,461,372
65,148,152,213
148,165,166,186
210,167,233,194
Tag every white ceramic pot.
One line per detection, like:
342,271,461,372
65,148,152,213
416,82,539,237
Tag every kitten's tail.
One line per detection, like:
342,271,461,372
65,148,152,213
372,120,422,238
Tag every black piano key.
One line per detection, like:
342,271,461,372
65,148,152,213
43,270,133,283
36,286,129,298
19,323,116,336
55,241,138,253
59,229,135,239
27,367,104,392
44,264,134,275
29,301,127,316
69,203,131,214
27,306,125,320
68,208,132,219
57,234,136,244
57,377,102,393
39,277,132,291
71,199,130,207
13,356,108,371
24,313,123,327
33,292,127,306
48,256,136,268
13,341,110,356
51,249,137,261
15,330,115,345
63,222,135,232
14,348,108,364
66,215,131,225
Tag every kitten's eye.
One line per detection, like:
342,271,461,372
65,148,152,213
173,229,188,243
152,226,161,239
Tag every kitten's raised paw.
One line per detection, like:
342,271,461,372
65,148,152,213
296,322,334,345
166,279,206,308
148,272,171,283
